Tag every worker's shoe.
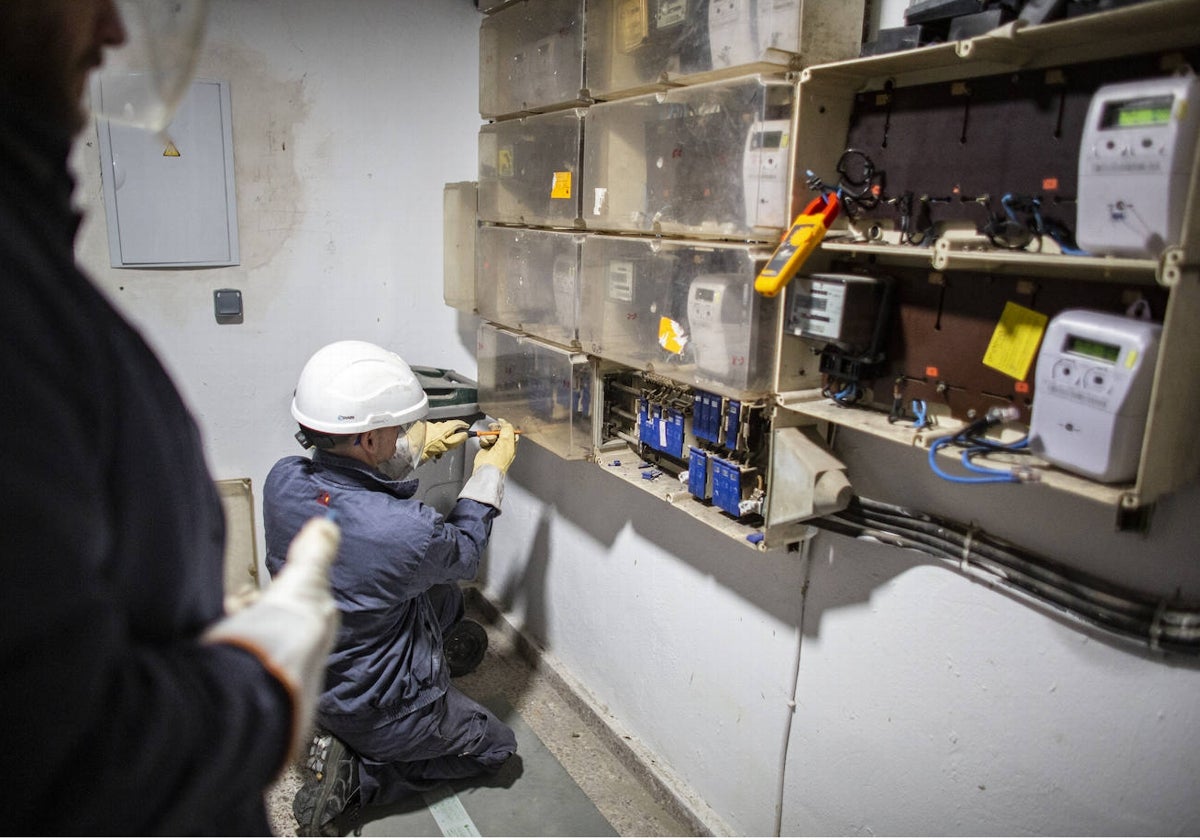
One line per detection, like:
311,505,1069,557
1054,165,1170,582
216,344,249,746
444,619,488,677
294,730,360,837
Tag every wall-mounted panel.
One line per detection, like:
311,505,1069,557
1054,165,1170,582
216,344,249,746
477,323,593,460
478,109,585,228
479,0,587,118
580,235,796,398
586,0,866,100
94,77,239,268
476,225,583,347
582,74,795,239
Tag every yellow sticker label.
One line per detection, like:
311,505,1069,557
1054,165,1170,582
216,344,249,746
982,301,1048,381
658,317,687,355
1125,349,1139,369
551,170,572,199
163,142,181,157
498,147,513,177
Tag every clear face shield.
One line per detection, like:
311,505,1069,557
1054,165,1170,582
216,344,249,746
89,0,208,136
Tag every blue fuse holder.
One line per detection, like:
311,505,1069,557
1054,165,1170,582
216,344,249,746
706,392,722,442
692,392,710,442
638,398,654,449
688,447,710,500
711,457,744,517
693,390,723,444
664,408,685,459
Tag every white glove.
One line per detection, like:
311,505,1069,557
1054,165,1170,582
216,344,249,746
202,516,341,763
458,420,518,509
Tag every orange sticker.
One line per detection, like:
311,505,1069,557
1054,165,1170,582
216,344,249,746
925,366,939,378
1014,381,1030,394
1042,177,1059,191
551,171,572,199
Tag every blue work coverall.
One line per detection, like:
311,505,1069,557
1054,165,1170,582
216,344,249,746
264,450,517,805
0,97,292,834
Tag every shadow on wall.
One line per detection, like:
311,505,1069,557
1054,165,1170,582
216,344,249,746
832,427,1200,602
488,499,554,635
504,441,814,628
502,434,1200,670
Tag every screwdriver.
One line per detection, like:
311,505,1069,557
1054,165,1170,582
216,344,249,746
467,429,523,438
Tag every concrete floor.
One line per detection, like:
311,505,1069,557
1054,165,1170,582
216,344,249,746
266,589,704,837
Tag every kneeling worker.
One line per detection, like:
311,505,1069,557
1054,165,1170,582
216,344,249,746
264,340,519,835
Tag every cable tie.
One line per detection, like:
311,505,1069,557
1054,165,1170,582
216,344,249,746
1149,600,1167,652
960,525,978,573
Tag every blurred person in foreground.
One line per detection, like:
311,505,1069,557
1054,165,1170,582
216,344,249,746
0,1,341,833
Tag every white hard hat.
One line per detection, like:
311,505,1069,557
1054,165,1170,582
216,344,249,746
291,340,428,435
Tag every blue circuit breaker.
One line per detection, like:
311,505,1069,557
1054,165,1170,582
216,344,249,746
638,397,652,444
693,390,723,444
688,446,711,500
639,399,685,459
711,456,746,517
663,408,685,458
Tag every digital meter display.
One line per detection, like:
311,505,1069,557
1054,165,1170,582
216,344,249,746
1064,334,1121,363
793,293,826,312
695,287,715,302
750,130,785,150
1100,95,1174,129
655,0,687,29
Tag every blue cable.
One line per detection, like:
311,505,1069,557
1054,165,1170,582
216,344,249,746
834,384,861,404
928,435,1022,484
959,435,1029,476
911,399,928,429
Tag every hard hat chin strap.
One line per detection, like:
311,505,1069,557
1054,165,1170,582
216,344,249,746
296,426,340,451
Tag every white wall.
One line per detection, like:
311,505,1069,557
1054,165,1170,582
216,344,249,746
488,431,1200,835
70,1,1200,836
72,0,484,583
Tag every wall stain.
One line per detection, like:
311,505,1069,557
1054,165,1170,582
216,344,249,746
195,41,310,275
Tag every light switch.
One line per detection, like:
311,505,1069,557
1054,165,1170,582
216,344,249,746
214,288,243,324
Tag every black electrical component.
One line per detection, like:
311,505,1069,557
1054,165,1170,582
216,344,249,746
860,24,928,56
904,0,987,25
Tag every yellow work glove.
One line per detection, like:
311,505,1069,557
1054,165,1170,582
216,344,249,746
418,419,470,462
473,419,517,474
458,420,518,509
202,516,341,765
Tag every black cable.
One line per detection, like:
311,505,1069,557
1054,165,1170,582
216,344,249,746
813,496,1200,656
835,148,884,218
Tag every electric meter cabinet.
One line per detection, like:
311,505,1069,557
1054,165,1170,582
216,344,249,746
1027,309,1161,484
1076,73,1200,258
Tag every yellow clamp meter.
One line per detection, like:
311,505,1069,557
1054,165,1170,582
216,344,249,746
754,192,841,297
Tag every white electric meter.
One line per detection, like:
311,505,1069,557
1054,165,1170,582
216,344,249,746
1076,73,1200,257
1027,309,1161,484
708,0,756,67
687,274,750,379
743,119,790,229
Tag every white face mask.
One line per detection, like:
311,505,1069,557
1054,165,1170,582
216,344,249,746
376,422,424,480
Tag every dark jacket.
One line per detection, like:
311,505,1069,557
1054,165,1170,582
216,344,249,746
0,95,290,834
263,450,497,723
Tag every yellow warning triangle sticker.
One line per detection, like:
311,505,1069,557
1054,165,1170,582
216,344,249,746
163,142,181,157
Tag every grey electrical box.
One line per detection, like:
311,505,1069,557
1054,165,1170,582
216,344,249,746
93,77,240,268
